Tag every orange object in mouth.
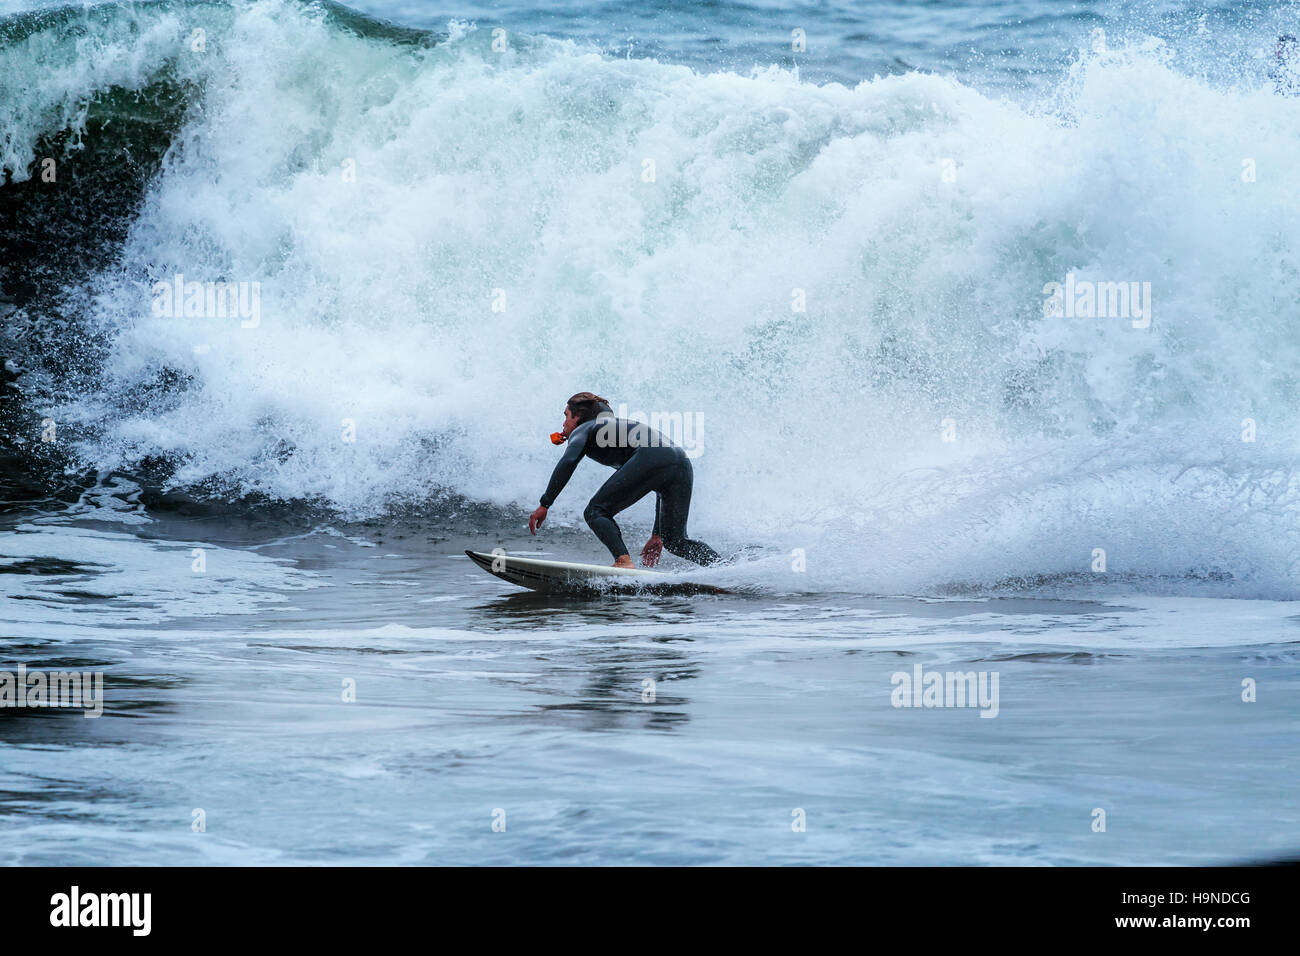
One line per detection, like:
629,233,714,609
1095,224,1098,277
550,431,566,445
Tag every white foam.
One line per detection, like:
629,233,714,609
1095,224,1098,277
11,2,1299,594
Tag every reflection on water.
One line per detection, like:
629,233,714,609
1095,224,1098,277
1,501,1298,864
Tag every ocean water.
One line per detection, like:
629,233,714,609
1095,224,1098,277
2,0,1299,865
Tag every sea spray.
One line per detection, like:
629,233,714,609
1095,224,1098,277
4,2,1299,595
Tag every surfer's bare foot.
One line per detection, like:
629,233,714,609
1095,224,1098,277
613,555,634,569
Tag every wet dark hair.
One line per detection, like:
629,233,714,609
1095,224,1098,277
566,391,612,424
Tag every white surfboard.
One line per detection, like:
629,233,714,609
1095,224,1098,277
465,550,729,595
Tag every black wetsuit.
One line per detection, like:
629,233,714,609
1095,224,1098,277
539,414,720,565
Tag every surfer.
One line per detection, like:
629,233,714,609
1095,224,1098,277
528,392,721,568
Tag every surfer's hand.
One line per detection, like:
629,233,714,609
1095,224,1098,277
529,505,547,534
641,534,663,567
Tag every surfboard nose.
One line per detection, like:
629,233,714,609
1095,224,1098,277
464,549,494,571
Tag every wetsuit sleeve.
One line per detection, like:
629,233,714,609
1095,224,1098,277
539,422,592,507
653,493,662,536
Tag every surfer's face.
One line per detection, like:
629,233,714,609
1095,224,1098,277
562,405,580,436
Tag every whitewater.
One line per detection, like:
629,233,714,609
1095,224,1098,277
1,0,1298,865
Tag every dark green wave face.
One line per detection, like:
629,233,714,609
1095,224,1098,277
0,1,439,500
0,1,435,306
1,6,183,500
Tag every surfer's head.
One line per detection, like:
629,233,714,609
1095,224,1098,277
564,392,612,434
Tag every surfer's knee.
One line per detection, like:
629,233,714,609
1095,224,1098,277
663,535,719,566
583,501,606,527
